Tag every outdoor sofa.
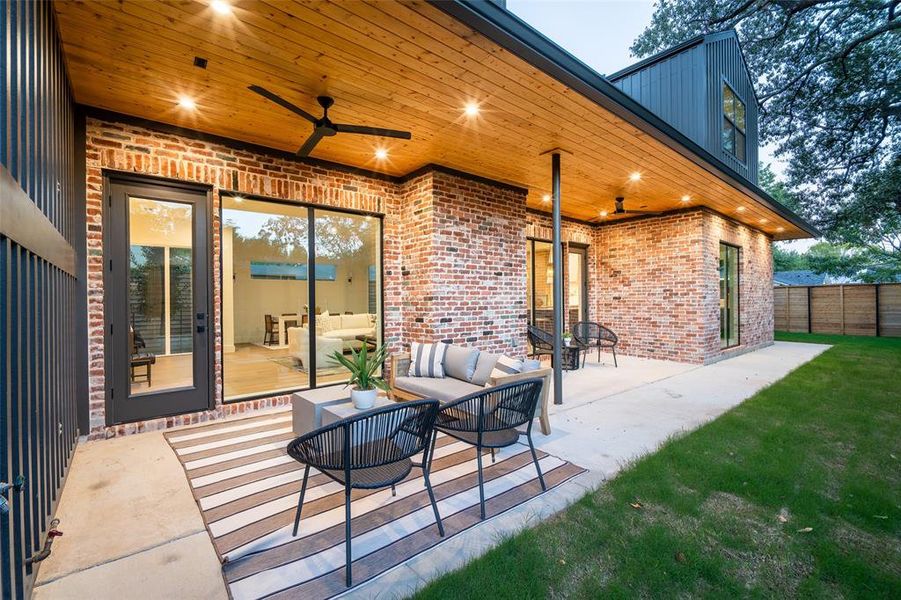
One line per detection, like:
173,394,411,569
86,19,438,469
389,344,552,435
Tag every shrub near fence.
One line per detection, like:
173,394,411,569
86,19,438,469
774,283,901,337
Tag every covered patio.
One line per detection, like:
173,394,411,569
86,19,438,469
31,342,828,599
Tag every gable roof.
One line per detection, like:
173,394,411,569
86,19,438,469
607,29,760,107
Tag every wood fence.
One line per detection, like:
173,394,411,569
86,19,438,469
774,283,901,337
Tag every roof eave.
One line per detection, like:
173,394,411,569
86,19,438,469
430,0,820,239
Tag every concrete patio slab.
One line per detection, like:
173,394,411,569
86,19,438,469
32,341,829,600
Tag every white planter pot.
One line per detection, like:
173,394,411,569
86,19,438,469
351,387,377,410
563,338,572,347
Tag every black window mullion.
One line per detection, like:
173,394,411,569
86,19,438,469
307,207,316,388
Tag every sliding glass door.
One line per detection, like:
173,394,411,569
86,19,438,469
221,195,382,401
527,239,555,331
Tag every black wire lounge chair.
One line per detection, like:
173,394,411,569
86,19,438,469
527,323,555,361
429,378,546,520
573,321,619,367
287,398,444,587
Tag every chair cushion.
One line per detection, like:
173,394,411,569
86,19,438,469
393,376,482,402
409,342,448,378
470,352,500,386
443,345,480,382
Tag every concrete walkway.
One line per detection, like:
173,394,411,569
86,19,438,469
32,341,829,600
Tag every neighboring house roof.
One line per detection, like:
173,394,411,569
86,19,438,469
774,271,827,286
438,1,819,238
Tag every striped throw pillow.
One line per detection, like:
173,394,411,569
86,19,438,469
487,355,523,385
409,342,449,378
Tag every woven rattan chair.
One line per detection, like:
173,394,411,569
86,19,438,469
287,399,443,587
429,378,546,520
527,323,555,361
573,321,618,367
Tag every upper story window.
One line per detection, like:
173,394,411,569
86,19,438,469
722,83,746,163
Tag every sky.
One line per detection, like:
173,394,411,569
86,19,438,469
506,0,806,248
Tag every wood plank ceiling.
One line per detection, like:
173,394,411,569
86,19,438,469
53,0,809,239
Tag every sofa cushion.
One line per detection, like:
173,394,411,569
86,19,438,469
470,352,499,386
340,313,371,329
394,376,482,402
443,345,480,382
409,342,448,378
325,327,375,342
488,355,523,385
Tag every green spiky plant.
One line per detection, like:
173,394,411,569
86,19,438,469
329,343,391,392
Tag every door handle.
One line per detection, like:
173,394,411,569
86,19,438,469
196,312,206,333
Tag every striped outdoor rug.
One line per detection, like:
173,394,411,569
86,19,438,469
163,410,585,599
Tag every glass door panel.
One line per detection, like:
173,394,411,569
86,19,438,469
568,246,588,325
719,243,740,348
313,209,382,386
220,197,310,400
107,180,211,424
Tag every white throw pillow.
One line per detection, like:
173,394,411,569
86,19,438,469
316,311,333,334
409,342,449,378
486,355,523,386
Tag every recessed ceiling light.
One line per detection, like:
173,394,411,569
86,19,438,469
759,218,768,224
629,172,641,182
542,193,551,203
177,96,197,110
374,148,388,160
464,101,480,117
211,0,232,15
599,210,609,217
776,226,785,232
736,206,746,212
681,194,690,202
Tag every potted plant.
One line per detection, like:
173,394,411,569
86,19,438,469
562,331,573,347
329,343,390,409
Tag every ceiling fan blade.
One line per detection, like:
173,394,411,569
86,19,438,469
297,128,327,157
333,123,412,139
248,85,318,124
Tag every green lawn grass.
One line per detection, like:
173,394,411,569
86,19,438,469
414,333,901,598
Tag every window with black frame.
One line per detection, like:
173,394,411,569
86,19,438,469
722,83,747,163
719,243,740,348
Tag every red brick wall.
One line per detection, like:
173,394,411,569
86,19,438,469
591,209,773,363
593,211,708,362
84,117,528,437
702,211,775,360
401,171,529,356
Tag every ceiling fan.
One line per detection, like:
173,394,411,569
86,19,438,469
595,196,660,221
248,85,412,157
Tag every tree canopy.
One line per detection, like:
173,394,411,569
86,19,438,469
634,0,899,282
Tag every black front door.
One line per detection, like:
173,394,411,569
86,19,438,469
105,177,212,423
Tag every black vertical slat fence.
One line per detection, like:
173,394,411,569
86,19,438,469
1,1,80,598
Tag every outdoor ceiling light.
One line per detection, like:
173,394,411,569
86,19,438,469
374,148,388,160
464,101,480,117
211,0,232,15
681,194,690,202
736,206,746,212
177,96,197,110
776,226,785,232
542,193,551,203
629,172,641,182
759,218,768,224
599,210,609,217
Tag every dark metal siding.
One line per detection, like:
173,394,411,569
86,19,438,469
705,36,758,183
611,44,707,148
1,1,80,598
610,33,759,185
